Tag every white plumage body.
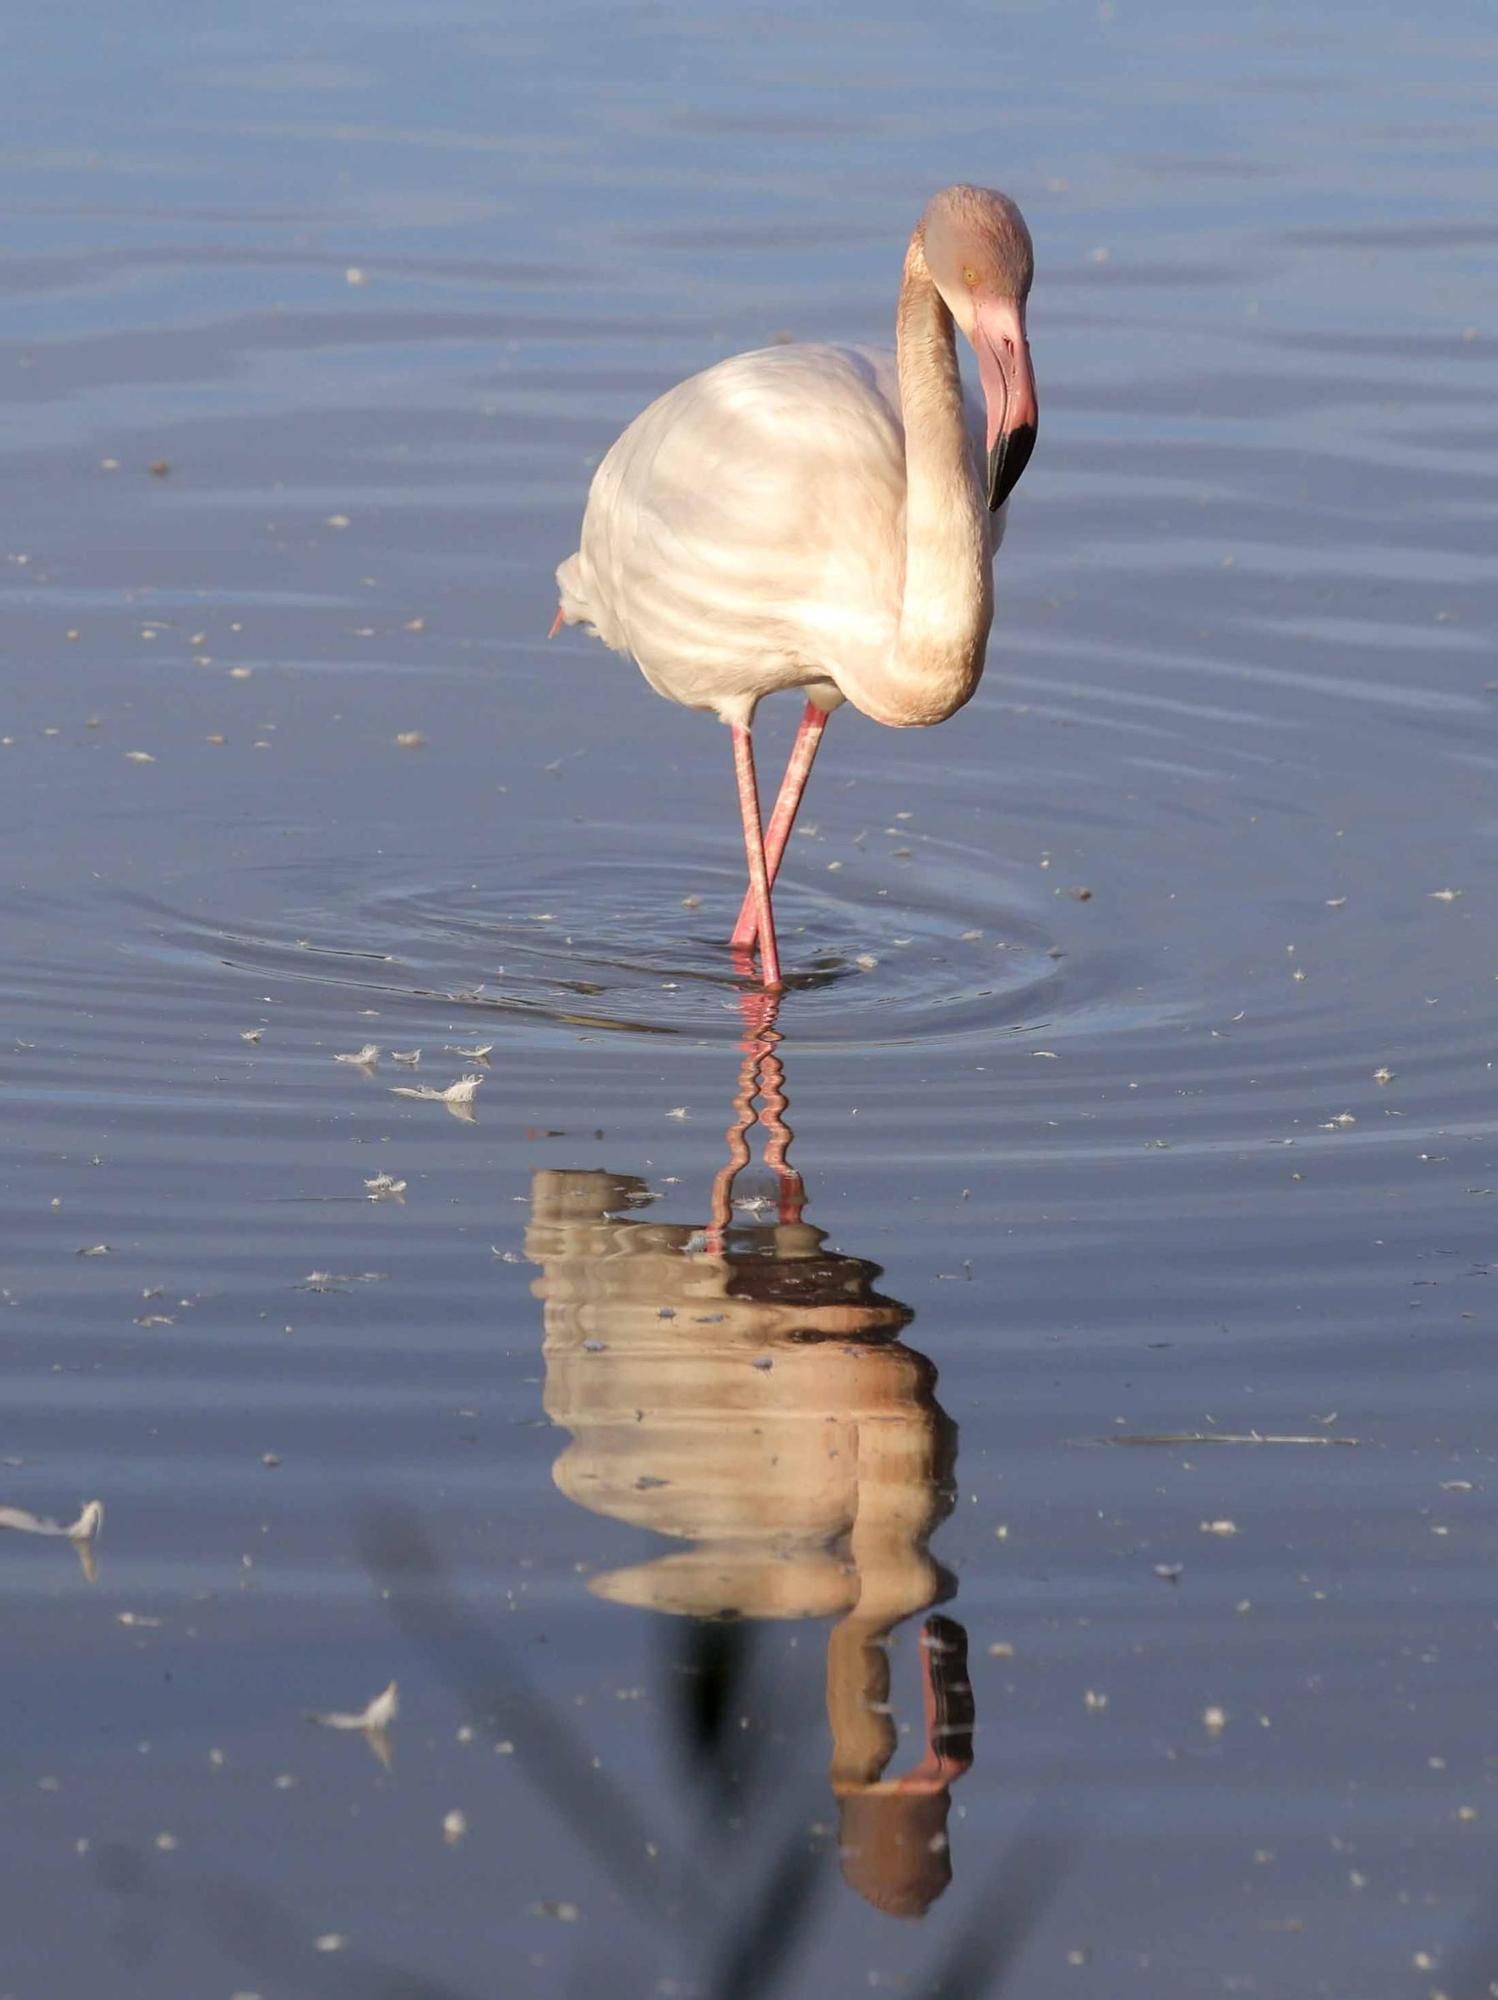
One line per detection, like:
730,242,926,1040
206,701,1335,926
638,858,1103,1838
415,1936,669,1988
556,341,993,728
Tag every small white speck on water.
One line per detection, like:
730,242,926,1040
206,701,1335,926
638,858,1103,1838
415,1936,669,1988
1373,1066,1394,1083
666,1106,689,1120
1201,1519,1238,1536
1428,888,1461,902
443,1809,468,1845
1084,1689,1109,1711
333,1044,379,1066
391,1049,421,1065
1202,1705,1227,1734
124,750,155,763
395,731,424,749
313,1933,348,1953
325,514,351,530
345,267,369,286
241,1029,263,1044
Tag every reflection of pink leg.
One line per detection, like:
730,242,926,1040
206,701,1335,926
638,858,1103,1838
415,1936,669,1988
894,1618,975,1793
706,989,804,1245
729,701,828,952
730,724,780,989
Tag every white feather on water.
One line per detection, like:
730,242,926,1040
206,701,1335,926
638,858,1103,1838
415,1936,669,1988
390,1074,484,1105
309,1680,399,1732
0,1499,103,1542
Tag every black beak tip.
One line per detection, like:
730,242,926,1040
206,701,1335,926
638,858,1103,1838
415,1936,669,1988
987,423,1037,513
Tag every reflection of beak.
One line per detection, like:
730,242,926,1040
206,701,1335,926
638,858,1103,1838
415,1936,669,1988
973,294,1038,512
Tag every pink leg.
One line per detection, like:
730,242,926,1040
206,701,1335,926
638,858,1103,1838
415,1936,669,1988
730,724,781,989
729,700,829,952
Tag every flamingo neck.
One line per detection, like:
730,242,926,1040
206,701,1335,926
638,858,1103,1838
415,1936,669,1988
847,231,993,729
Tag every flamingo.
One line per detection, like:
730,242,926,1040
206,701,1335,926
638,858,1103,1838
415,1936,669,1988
552,183,1037,988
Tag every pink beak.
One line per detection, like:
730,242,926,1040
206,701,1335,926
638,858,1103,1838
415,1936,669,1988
973,295,1038,512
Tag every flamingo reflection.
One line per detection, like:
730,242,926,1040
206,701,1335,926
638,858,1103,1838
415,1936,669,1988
526,993,974,1917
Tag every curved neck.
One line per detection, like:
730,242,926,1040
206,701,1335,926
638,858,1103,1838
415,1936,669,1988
845,232,993,728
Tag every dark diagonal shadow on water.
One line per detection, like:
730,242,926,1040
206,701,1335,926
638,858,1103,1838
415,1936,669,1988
354,1502,1071,2000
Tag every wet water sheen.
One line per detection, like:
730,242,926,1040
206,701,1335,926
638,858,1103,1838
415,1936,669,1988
3,0,1498,1993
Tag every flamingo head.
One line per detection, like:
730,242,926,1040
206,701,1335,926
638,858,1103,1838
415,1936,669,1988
920,185,1037,512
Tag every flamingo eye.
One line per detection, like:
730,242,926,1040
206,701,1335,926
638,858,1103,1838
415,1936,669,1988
963,266,978,284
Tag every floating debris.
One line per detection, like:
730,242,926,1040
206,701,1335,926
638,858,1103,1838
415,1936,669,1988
391,1073,484,1105
0,1498,103,1580
333,1044,379,1066
76,1243,111,1258
443,1809,468,1845
1429,888,1462,902
1110,1431,1358,1448
124,750,155,763
666,1106,689,1120
297,1270,387,1292
1373,1066,1394,1084
391,1049,421,1066
364,1173,407,1200
395,731,424,749
1200,1519,1239,1536
0,1499,102,1543
445,1043,494,1062
309,1679,398,1733
1321,1112,1356,1129
241,1029,263,1044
